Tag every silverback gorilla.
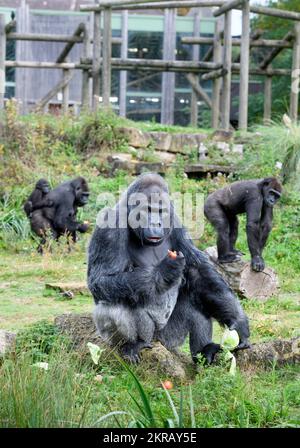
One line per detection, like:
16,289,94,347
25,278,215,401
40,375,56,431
204,177,282,272
88,173,250,364
24,179,52,218
29,177,90,251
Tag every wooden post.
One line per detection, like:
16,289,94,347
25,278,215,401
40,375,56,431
290,22,300,122
62,67,70,114
81,23,90,110
238,0,250,130
92,10,101,110
190,10,200,127
16,0,31,114
161,8,176,125
0,14,6,109
102,7,112,108
221,10,232,131
212,20,222,129
119,10,128,117
264,75,272,125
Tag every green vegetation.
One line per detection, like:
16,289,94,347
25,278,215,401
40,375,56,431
0,106,299,428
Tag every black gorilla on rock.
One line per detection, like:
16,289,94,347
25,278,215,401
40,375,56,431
204,177,282,272
24,178,53,218
30,177,90,251
88,173,250,364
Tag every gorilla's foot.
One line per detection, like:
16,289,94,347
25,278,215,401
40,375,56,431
229,249,244,257
120,341,153,364
218,254,240,263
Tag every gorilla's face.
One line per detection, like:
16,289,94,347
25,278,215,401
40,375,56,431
36,179,50,194
73,178,90,207
262,179,282,208
128,184,173,246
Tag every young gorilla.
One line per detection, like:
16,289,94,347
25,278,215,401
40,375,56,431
24,178,53,218
88,173,250,364
30,177,90,251
204,177,282,272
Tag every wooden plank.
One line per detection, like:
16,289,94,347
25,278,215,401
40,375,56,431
80,1,225,12
5,61,90,69
190,10,201,127
186,73,212,109
263,75,272,125
213,0,244,18
182,36,293,48
92,11,101,110
238,0,250,130
35,71,74,111
102,7,112,108
212,20,222,128
119,10,128,117
81,23,90,110
290,22,300,122
56,23,85,63
161,8,176,125
0,14,5,109
7,32,83,43
250,5,300,21
221,10,232,131
260,31,294,70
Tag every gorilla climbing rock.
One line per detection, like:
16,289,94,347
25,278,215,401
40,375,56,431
30,176,90,251
24,178,52,218
204,177,282,272
88,173,250,364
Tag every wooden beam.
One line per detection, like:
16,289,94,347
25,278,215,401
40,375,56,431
260,31,294,70
182,36,293,48
186,73,212,109
290,22,300,122
102,7,112,108
80,1,225,12
81,22,90,110
161,8,176,125
6,32,83,43
214,0,244,18
119,10,128,117
35,71,74,111
201,68,226,81
92,10,101,110
0,14,5,109
212,20,222,128
263,76,272,125
221,10,232,131
233,28,263,63
5,60,90,69
56,23,85,63
238,0,250,130
250,5,300,21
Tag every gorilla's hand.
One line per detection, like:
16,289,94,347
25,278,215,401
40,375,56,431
251,255,265,272
229,318,251,351
158,251,185,287
77,223,89,233
45,199,54,207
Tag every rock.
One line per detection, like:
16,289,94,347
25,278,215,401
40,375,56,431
198,143,208,160
216,141,230,153
212,130,234,142
155,151,177,164
107,153,133,163
94,374,103,384
140,342,191,380
117,127,151,148
144,131,172,151
232,144,244,155
204,246,279,300
236,337,300,369
0,330,17,356
54,313,102,349
45,282,90,297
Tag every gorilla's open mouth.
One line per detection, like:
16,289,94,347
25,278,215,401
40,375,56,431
146,236,163,243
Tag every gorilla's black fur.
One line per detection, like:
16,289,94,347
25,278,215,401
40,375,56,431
24,178,52,218
88,173,250,364
30,177,89,251
204,178,282,272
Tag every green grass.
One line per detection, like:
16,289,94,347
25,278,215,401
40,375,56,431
0,109,300,427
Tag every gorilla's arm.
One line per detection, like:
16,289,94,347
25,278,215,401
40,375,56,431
24,190,42,217
245,197,265,271
88,226,185,306
171,230,250,348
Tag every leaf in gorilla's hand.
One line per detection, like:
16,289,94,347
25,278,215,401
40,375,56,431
87,342,103,365
220,328,239,351
168,250,177,259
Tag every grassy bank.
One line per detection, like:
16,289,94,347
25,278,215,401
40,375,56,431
0,107,299,427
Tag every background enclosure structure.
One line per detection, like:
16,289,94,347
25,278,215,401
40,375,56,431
1,0,300,130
